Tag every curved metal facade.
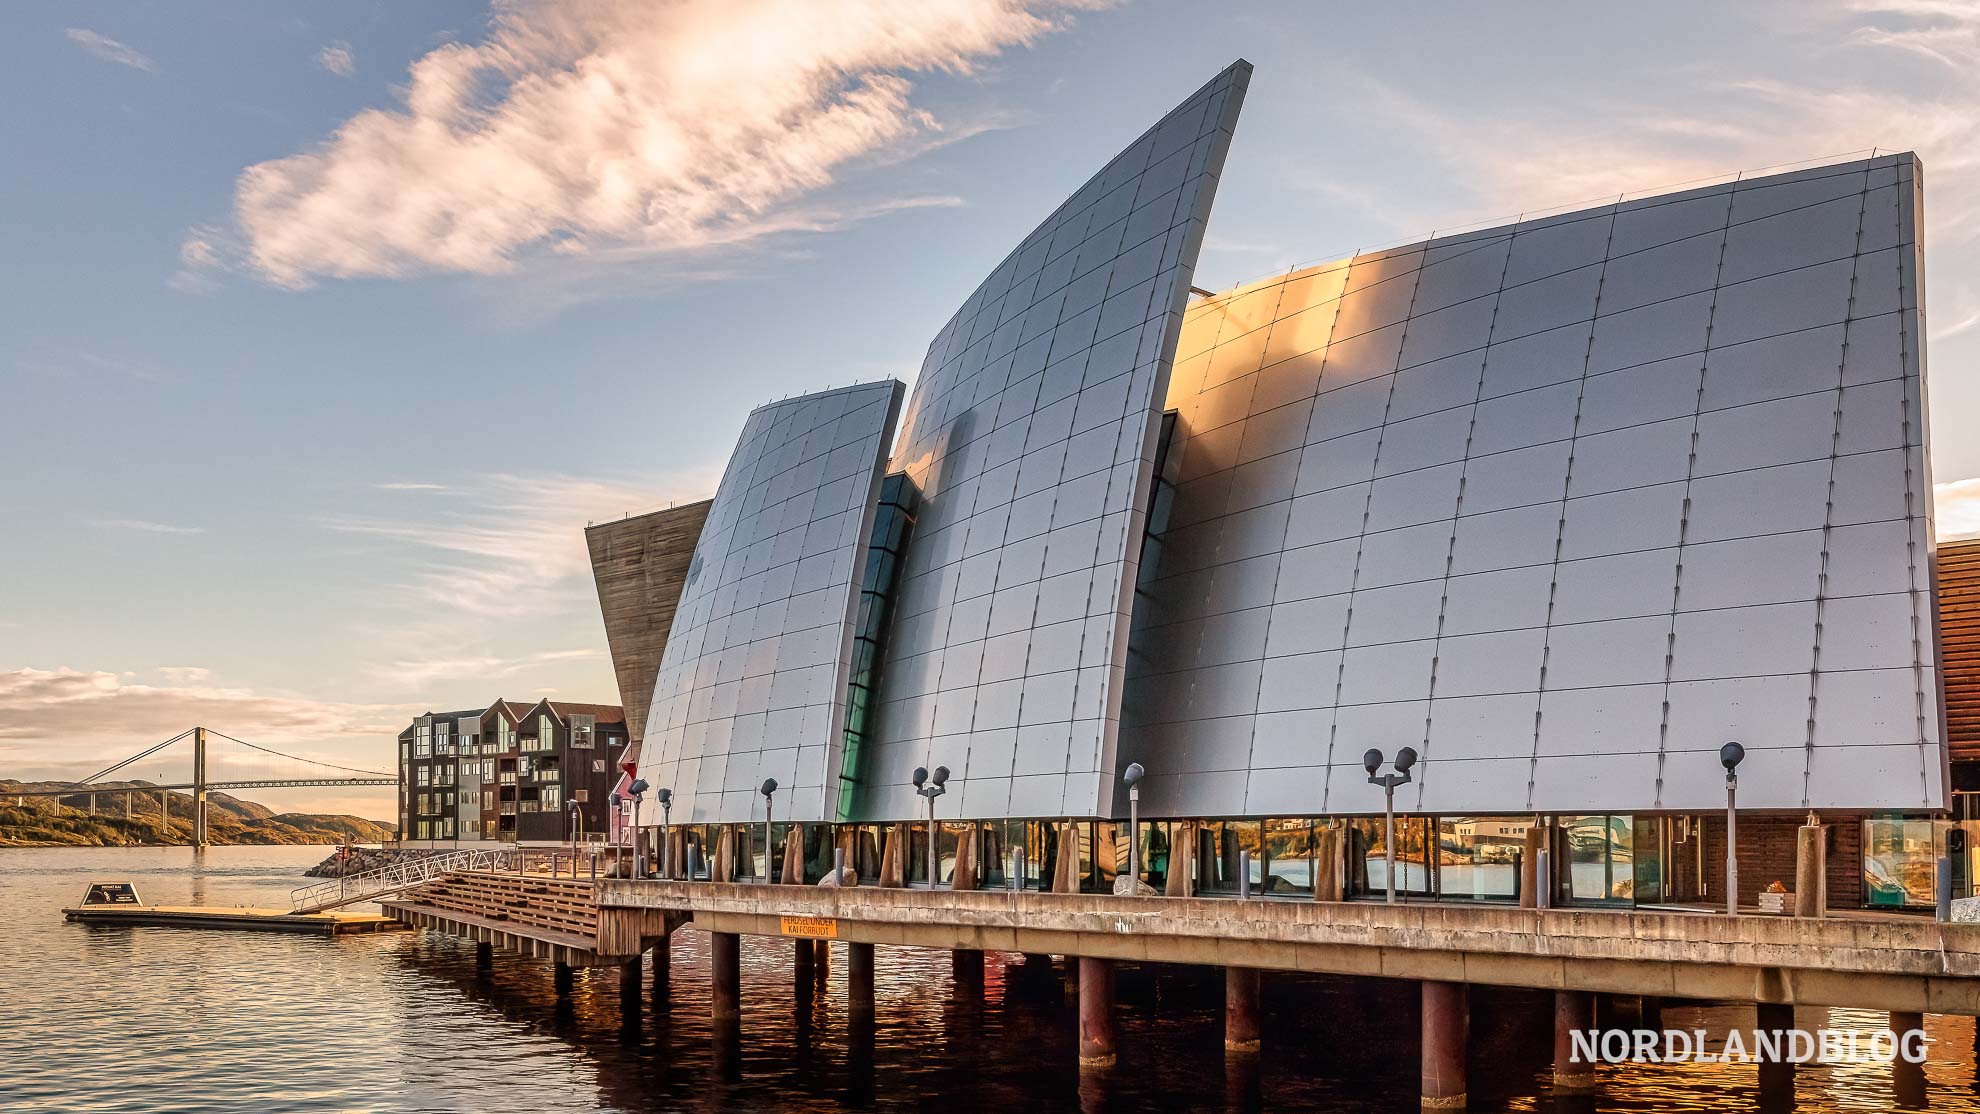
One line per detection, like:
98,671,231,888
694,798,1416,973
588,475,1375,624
854,62,1252,822
642,380,904,824
1119,153,1941,817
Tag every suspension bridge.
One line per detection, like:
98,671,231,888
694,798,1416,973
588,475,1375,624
6,726,396,848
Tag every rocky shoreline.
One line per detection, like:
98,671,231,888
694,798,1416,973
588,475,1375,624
301,845,441,877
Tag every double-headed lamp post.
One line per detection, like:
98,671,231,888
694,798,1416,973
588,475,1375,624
1721,741,1745,917
914,765,949,888
1364,747,1419,905
656,787,673,879
627,778,650,878
1122,763,1145,886
760,778,778,884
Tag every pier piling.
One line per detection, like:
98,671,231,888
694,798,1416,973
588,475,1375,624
1077,957,1116,1070
1756,1002,1795,1106
1553,990,1596,1092
848,941,875,1017
1225,967,1261,1054
1421,980,1467,1110
711,932,742,1022
475,941,492,972
553,962,574,997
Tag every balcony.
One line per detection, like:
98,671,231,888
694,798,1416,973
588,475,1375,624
499,803,517,816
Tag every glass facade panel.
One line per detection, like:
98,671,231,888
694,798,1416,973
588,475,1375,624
1347,816,1433,897
1863,817,1938,908
1561,814,1634,903
1433,817,1524,901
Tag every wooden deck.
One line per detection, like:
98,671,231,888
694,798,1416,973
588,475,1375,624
63,904,403,935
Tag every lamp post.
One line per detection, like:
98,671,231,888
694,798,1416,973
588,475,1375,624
760,778,778,885
628,778,649,878
656,787,673,879
1364,747,1419,905
913,765,949,888
1721,741,1745,917
1122,763,1145,886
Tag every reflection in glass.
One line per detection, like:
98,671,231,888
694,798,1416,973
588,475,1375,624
1863,818,1938,908
1561,815,1633,903
1433,817,1524,900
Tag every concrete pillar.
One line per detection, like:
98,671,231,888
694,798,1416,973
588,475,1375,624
158,791,169,838
1795,820,1825,917
1553,990,1596,1093
475,941,493,972
782,825,805,884
553,961,574,997
1891,1010,1926,1106
1166,822,1194,897
795,936,815,1002
711,931,742,1021
1054,821,1082,893
1077,956,1116,1069
620,956,642,1018
848,941,875,1016
1756,1002,1795,1105
879,827,905,887
125,793,133,819
88,793,97,816
1420,981,1467,1111
1225,967,1261,1054
1520,825,1547,908
952,825,979,891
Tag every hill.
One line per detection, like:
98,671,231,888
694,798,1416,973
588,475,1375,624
0,780,395,847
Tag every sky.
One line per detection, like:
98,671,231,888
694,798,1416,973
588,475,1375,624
4,0,1979,821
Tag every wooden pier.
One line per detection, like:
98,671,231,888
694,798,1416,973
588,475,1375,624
63,903,402,935
369,868,1980,1110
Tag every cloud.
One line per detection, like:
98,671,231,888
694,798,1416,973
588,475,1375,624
93,518,203,535
1286,1,1980,267
317,41,355,77
375,480,452,492
216,0,1098,288
155,666,214,684
322,470,716,617
1937,477,1980,539
0,667,412,781
66,28,157,72
365,648,602,688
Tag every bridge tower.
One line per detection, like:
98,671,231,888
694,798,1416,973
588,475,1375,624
192,725,209,850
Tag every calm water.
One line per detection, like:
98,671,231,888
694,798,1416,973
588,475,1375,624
5,846,1980,1112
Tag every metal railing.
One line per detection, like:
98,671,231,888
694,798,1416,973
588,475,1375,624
290,846,515,914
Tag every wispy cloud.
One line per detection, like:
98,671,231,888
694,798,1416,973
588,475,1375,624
65,28,157,72
317,41,355,77
93,518,203,535
375,480,452,492
322,470,715,617
1286,1,1980,268
366,648,602,688
204,0,1098,289
155,666,214,684
0,667,412,780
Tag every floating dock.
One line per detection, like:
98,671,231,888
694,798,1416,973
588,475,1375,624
63,904,403,935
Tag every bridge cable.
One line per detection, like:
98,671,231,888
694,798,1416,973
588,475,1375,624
204,731,395,779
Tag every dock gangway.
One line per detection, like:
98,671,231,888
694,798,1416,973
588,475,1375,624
290,847,515,914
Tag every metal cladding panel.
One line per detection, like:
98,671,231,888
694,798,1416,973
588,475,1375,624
642,380,906,824
856,62,1252,823
1122,152,1941,817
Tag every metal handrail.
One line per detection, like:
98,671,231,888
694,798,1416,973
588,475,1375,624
289,846,515,913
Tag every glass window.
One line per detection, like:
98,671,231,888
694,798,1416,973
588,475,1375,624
1863,818,1938,908
1347,816,1434,898
1561,815,1634,903
1434,817,1525,901
1196,820,1263,894
1263,819,1314,896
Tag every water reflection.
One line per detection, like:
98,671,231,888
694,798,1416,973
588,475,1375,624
7,848,1980,1112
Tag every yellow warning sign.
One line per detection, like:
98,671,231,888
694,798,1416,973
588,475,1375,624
780,915,839,939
